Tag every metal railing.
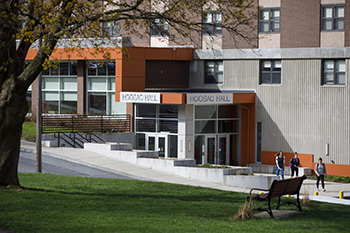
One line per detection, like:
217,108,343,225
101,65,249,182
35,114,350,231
42,114,131,134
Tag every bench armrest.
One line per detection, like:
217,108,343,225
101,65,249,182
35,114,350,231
249,188,269,195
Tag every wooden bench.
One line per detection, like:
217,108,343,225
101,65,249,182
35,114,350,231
247,175,307,218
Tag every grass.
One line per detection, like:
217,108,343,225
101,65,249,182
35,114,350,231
310,175,350,183
1,173,350,233
21,121,37,142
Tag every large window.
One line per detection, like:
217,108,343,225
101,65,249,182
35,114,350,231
322,60,346,85
102,21,119,37
194,105,239,134
42,61,78,114
87,61,124,115
203,11,222,34
151,18,169,36
259,8,280,33
321,5,345,31
205,60,223,84
135,104,178,133
260,60,281,84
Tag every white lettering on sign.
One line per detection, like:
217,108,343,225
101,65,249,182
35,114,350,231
187,93,233,105
120,92,161,103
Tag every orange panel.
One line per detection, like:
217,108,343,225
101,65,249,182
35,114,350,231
312,163,350,177
122,77,145,91
233,93,255,104
173,48,194,60
145,48,173,60
116,60,123,77
115,77,122,92
261,151,314,168
239,103,255,166
26,49,38,60
123,47,146,61
122,59,145,77
26,47,124,61
161,93,186,104
115,91,120,102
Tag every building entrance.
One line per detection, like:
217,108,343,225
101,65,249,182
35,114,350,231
146,134,167,157
205,135,229,165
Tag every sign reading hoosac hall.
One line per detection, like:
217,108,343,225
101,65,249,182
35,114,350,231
120,92,161,103
120,92,233,105
187,93,233,105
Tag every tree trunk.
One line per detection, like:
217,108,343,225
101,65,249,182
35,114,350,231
0,79,28,188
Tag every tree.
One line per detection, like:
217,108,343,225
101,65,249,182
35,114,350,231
0,0,257,188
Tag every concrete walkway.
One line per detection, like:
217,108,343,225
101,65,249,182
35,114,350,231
20,140,350,206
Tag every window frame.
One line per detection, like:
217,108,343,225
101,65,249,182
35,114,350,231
322,59,346,86
321,4,345,31
151,18,169,36
204,60,224,84
102,21,119,37
203,11,222,35
260,60,282,85
259,8,280,33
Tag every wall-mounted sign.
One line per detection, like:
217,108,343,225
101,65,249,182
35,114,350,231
120,92,161,103
187,93,233,105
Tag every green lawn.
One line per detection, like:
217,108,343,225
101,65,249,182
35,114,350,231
0,174,349,233
22,122,37,142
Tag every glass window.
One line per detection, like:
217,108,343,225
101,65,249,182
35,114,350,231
136,133,146,150
88,93,107,114
136,119,156,132
323,60,346,85
158,120,178,133
102,21,119,37
195,120,216,134
136,104,157,118
259,8,280,33
205,60,224,84
41,61,77,114
168,135,178,158
203,11,222,34
151,18,169,36
159,105,178,118
260,60,281,84
322,5,345,31
218,105,238,118
195,105,217,119
218,120,238,133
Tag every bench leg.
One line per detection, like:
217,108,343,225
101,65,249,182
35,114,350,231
276,197,281,210
296,193,303,212
268,198,274,218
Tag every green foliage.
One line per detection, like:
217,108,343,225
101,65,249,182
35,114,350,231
0,173,349,233
21,122,37,142
311,175,350,183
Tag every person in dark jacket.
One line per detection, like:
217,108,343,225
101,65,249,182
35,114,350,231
315,157,327,192
275,151,285,180
290,152,300,178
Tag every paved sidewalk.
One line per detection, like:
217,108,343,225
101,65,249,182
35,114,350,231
20,140,350,205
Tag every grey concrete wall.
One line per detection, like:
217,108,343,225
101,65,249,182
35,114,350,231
190,48,350,165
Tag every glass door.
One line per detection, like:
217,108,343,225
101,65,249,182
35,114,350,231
206,136,216,164
158,137,166,157
218,136,227,165
148,136,155,151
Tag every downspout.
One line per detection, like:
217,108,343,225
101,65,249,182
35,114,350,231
238,104,250,165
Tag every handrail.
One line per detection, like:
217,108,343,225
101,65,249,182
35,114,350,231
42,114,131,134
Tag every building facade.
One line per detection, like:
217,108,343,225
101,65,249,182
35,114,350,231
27,0,350,176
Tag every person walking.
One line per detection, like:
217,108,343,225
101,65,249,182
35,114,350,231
315,157,327,192
290,152,300,178
276,151,285,180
